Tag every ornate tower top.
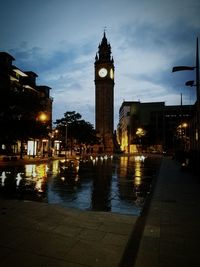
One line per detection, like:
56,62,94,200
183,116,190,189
95,31,114,64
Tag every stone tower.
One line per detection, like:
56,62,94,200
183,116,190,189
94,32,115,153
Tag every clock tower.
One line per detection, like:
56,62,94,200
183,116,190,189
95,32,114,153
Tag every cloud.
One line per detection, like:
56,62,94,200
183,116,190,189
1,0,199,129
111,10,198,112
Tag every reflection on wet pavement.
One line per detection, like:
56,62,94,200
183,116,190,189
0,155,161,215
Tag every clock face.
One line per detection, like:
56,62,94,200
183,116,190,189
98,68,107,78
110,68,114,79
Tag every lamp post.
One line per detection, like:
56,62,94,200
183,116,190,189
136,127,145,153
65,123,68,159
177,122,189,150
37,112,49,157
172,37,200,151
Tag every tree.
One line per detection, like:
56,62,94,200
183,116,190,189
54,111,99,151
72,120,98,145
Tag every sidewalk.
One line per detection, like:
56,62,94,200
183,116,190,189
134,157,200,267
0,199,137,266
1,157,199,266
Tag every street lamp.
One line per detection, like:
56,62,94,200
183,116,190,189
37,112,51,157
65,123,68,159
52,129,61,156
172,37,200,151
176,122,189,150
136,127,145,153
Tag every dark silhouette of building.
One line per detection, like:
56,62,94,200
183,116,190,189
117,101,192,153
94,32,114,153
0,51,52,156
164,104,192,151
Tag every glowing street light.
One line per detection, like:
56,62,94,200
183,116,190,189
182,123,188,128
38,112,48,122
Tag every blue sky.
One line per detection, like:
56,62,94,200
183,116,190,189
1,0,199,128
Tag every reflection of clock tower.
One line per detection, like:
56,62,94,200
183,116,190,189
95,32,114,153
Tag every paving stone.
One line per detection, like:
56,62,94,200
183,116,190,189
134,157,200,267
66,240,123,267
98,221,134,235
0,250,83,267
0,196,137,266
102,232,129,247
52,223,83,238
78,228,106,241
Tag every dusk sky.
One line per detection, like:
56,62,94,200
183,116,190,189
1,0,199,128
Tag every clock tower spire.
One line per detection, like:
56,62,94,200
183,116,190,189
94,32,115,153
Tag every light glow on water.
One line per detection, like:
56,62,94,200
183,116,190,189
0,155,160,215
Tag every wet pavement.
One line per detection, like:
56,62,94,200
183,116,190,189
0,156,200,266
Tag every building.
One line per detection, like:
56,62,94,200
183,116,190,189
0,51,53,157
117,101,133,153
164,104,192,151
117,101,193,153
94,32,115,153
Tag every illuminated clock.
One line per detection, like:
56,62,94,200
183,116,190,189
110,68,114,79
98,68,107,78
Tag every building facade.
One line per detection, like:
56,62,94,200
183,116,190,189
117,101,193,153
0,51,53,157
94,32,114,153
164,104,192,152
